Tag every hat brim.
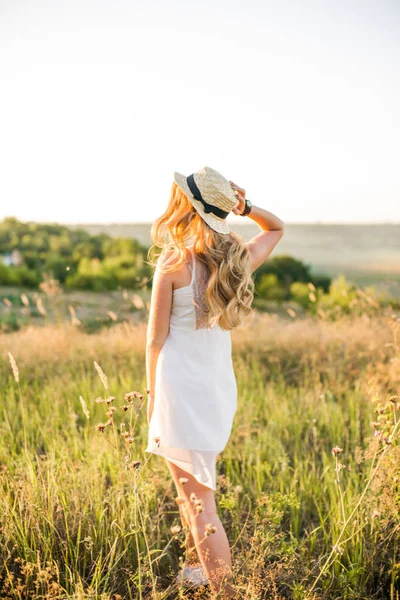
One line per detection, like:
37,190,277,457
173,171,231,235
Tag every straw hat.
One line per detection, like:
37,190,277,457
173,166,238,234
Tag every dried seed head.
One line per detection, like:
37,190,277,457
234,485,243,494
170,525,181,535
178,477,189,485
388,395,398,404
79,396,90,420
36,297,47,316
94,362,108,390
175,496,186,505
121,405,130,412
190,492,197,503
8,352,19,383
95,423,107,433
205,523,217,536
124,391,141,402
331,446,343,456
194,498,204,513
153,436,161,446
105,396,115,405
371,509,381,519
21,293,30,306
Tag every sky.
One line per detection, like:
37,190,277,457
0,0,399,225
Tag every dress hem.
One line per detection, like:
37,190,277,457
145,447,218,492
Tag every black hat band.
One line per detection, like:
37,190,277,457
186,174,229,220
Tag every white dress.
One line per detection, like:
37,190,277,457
145,246,238,490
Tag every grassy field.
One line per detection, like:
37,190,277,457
0,305,399,599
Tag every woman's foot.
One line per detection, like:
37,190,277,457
175,564,209,588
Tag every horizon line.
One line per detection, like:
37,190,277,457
1,217,400,227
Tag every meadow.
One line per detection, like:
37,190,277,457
0,300,399,599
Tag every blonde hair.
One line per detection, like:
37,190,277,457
148,181,254,331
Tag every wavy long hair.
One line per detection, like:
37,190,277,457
148,181,254,331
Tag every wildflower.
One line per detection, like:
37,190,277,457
190,492,197,503
205,523,217,536
105,396,115,405
335,462,346,472
388,395,398,403
371,422,380,429
374,430,382,439
145,388,151,395
106,407,116,418
8,353,19,383
121,405,130,412
153,436,161,446
132,461,141,469
175,496,186,505
124,391,141,402
170,525,181,535
333,544,344,555
383,436,393,445
94,423,107,433
371,509,380,519
193,498,204,513
179,476,189,485
234,485,243,494
331,446,343,456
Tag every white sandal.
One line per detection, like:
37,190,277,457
175,564,209,588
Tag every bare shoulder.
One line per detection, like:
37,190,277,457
245,229,285,273
156,247,190,289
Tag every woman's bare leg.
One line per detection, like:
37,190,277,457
177,496,199,564
165,458,236,598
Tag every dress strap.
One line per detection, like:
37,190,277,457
185,247,196,285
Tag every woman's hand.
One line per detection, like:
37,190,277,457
229,181,246,216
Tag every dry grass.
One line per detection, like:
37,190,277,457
0,310,399,599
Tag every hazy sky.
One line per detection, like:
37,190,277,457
0,0,399,224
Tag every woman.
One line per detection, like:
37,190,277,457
145,166,284,598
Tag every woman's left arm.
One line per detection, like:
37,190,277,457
146,252,174,424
